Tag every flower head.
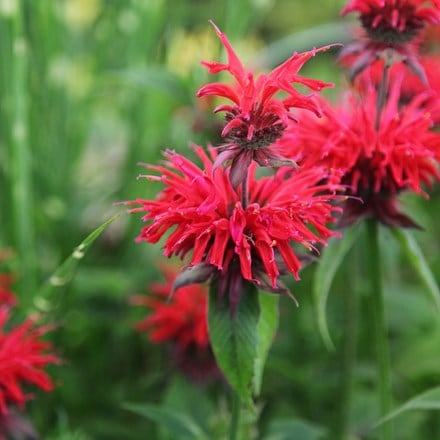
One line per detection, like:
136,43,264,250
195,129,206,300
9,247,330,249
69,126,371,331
342,0,440,43
0,306,59,415
196,21,335,188
340,0,440,81
127,146,341,311
280,83,440,227
131,264,218,382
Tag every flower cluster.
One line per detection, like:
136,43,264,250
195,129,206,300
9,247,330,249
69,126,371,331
131,264,218,382
128,15,438,318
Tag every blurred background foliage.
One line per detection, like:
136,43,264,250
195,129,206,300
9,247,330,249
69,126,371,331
0,0,438,439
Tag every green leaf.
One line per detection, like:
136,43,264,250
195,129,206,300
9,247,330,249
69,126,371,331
253,293,279,396
313,225,360,350
391,228,440,311
373,386,440,429
208,282,259,407
123,403,208,440
34,212,125,312
264,419,327,440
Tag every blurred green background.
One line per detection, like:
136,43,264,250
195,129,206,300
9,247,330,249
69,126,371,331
0,0,439,439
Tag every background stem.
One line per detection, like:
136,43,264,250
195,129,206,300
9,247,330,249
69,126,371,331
366,219,393,440
335,247,359,439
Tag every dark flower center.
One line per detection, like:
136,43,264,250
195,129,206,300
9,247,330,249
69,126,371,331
361,4,424,44
225,110,286,150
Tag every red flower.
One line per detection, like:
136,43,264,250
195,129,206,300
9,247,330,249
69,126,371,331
0,307,59,415
0,251,16,307
340,0,440,81
127,146,341,310
131,264,218,382
279,83,440,227
353,54,440,122
196,21,335,188
342,0,440,42
133,265,209,352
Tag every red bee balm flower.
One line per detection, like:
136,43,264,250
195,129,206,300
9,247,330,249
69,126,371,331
132,264,218,382
196,21,335,188
0,306,59,415
340,0,440,81
127,146,341,310
134,265,209,352
280,83,440,227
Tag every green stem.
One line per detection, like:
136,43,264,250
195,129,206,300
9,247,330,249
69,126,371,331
335,248,359,439
229,391,241,440
375,63,389,131
9,5,36,304
366,219,393,440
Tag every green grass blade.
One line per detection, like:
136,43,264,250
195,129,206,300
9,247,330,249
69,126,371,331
391,228,440,311
34,212,125,312
373,386,440,429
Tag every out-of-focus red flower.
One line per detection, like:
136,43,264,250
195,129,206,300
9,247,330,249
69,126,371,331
342,0,440,42
196,21,335,188
0,307,59,415
340,0,440,81
0,251,16,307
133,265,209,352
127,146,341,311
279,83,440,227
131,264,218,382
353,54,440,122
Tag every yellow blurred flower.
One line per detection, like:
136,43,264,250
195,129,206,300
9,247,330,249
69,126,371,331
166,26,263,78
0,0,18,17
49,56,93,99
63,0,102,29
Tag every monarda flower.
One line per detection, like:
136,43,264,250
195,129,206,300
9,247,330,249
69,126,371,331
340,0,440,81
131,264,218,382
196,21,335,188
352,54,440,122
127,146,341,312
0,251,15,307
279,82,440,228
0,304,59,415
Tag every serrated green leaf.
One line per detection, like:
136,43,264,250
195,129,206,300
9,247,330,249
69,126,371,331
208,282,259,407
313,225,360,350
253,293,279,396
123,403,208,440
391,228,440,311
373,386,440,429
